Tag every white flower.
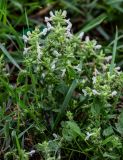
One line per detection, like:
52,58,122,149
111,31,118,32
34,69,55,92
27,31,31,36
78,32,84,39
62,10,67,17
22,35,28,43
92,89,100,95
93,68,100,76
102,64,107,71
42,72,46,79
61,69,66,77
105,56,112,62
85,132,94,140
66,31,73,38
23,47,29,55
65,19,70,24
53,50,61,57
49,11,55,17
73,65,81,72
47,22,53,31
45,17,51,22
85,36,90,42
111,91,117,97
94,45,102,50
37,43,42,60
51,60,57,70
51,64,55,70
115,66,120,71
41,28,48,36
28,150,35,156
53,133,58,139
82,89,87,96
66,22,72,31
92,76,96,84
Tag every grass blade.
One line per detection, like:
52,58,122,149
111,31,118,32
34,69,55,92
60,0,83,14
0,43,21,70
80,13,107,33
53,79,78,129
109,27,118,75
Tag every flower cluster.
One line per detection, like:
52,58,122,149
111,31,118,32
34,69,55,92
21,10,123,112
82,66,123,101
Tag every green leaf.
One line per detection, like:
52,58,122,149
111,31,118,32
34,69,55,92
103,152,120,159
80,13,107,33
62,121,82,141
106,0,123,5
53,79,78,129
102,136,114,145
0,43,21,70
109,27,118,75
91,98,101,116
103,126,114,136
115,110,123,135
18,124,33,138
60,0,83,14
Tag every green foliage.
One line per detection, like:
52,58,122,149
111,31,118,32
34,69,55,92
0,9,123,160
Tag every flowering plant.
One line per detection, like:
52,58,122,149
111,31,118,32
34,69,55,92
1,10,123,160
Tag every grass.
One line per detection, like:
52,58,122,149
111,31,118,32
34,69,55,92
0,1,123,160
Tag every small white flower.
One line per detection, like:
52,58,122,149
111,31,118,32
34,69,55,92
41,28,48,36
85,132,93,141
66,22,72,31
66,31,73,38
23,47,29,55
94,45,102,50
51,63,55,70
105,56,112,62
115,66,120,71
93,68,100,76
42,72,46,79
92,76,96,84
62,10,67,17
49,11,55,17
51,60,57,70
73,65,81,72
85,36,90,42
37,44,42,60
28,150,35,156
22,35,28,43
61,69,66,77
45,17,51,22
65,19,70,24
53,50,61,57
47,22,53,31
92,89,100,95
111,91,117,97
53,133,58,139
82,89,87,96
102,64,107,71
27,31,31,36
78,32,84,39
